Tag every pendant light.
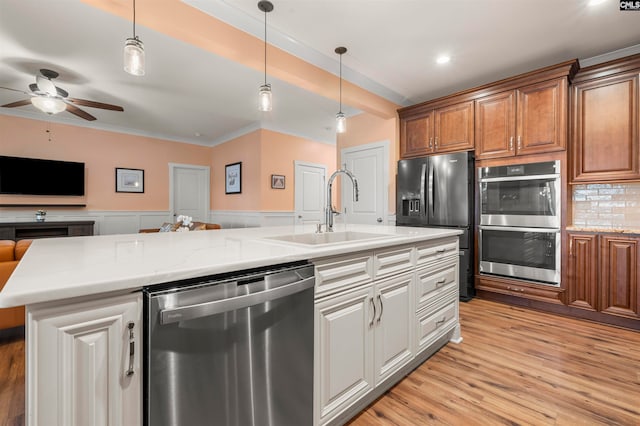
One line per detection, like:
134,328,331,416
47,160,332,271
335,47,347,134
257,1,273,111
124,0,145,76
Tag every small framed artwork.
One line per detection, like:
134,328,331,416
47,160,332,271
271,174,285,189
225,162,242,194
115,168,144,193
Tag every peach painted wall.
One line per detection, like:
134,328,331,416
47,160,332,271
210,130,261,211
260,130,336,211
210,129,336,211
337,113,399,214
0,115,212,210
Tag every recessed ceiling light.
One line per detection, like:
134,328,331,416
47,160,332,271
436,55,450,65
588,0,606,6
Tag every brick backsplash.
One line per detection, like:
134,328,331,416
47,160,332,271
572,183,640,229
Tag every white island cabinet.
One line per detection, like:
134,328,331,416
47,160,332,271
27,293,141,426
313,238,460,426
0,225,462,426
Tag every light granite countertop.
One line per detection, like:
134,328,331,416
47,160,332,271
565,226,640,235
0,224,461,308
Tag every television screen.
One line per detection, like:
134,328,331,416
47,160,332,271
0,156,85,196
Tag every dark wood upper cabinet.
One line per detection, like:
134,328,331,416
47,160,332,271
433,101,474,153
600,235,640,319
475,78,567,160
400,113,434,158
571,70,639,183
566,233,598,311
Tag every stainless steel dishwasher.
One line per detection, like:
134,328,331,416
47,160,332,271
143,261,314,426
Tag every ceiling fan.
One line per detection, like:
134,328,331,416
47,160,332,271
0,69,124,121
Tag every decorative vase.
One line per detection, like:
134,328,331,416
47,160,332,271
35,212,46,222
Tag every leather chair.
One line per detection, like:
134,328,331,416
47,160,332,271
0,239,32,329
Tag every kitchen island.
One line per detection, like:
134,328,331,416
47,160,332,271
0,224,462,426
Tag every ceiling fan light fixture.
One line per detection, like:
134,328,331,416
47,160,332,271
258,0,274,112
124,37,145,76
124,0,145,76
335,46,347,134
31,96,66,115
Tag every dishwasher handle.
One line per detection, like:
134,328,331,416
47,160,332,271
159,275,314,325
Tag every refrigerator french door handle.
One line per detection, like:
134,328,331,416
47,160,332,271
420,163,427,216
430,163,435,216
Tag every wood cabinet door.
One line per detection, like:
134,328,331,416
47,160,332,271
566,233,599,311
517,78,567,156
27,293,142,426
475,91,516,160
373,273,414,385
434,101,474,153
315,284,374,425
571,73,639,182
400,113,433,158
600,236,640,319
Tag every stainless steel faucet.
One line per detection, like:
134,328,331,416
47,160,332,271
325,168,359,232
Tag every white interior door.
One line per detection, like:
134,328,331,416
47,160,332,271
294,161,326,225
170,163,210,222
341,141,389,225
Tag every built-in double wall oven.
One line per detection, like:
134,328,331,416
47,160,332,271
478,161,561,285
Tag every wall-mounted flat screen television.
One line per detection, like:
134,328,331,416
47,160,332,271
0,155,85,196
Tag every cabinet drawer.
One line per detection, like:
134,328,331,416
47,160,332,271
415,293,457,353
314,253,373,298
415,240,458,267
374,245,414,279
416,261,458,310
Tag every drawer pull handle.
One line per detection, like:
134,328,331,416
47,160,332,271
435,317,446,326
369,297,376,327
125,322,135,377
377,294,384,323
436,248,446,254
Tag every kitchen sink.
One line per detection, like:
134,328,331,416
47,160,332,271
265,231,392,246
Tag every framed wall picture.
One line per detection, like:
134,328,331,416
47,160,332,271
271,174,285,189
115,168,144,193
225,162,242,194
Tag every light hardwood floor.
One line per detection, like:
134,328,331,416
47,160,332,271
1,299,639,426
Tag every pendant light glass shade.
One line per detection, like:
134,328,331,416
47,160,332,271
336,112,346,134
31,96,66,115
124,37,145,76
258,84,272,112
124,0,145,76
258,1,273,111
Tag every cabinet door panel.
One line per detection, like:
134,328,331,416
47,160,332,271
27,293,141,426
475,91,516,159
566,233,598,311
315,285,374,425
374,273,413,385
401,114,433,158
600,236,640,319
434,101,474,153
517,78,567,155
572,73,639,182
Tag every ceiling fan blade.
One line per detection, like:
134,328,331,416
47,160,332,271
0,86,30,95
36,74,58,96
67,97,124,111
1,99,32,108
65,103,96,121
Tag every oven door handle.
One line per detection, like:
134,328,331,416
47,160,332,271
479,174,559,183
159,276,315,325
479,225,560,233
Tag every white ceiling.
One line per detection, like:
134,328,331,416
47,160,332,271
1,0,640,147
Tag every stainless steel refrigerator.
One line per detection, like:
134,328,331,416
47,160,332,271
396,151,474,300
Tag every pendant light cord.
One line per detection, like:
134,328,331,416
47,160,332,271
132,0,137,38
264,8,267,85
339,53,342,113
